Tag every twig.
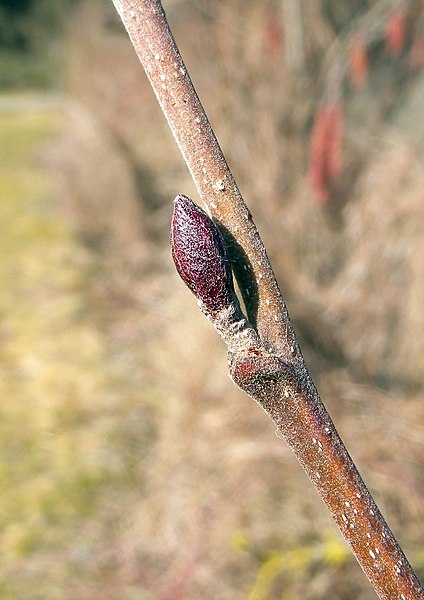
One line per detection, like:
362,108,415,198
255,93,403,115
110,1,424,598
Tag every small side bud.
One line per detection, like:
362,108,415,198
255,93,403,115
171,194,236,316
230,353,297,400
229,352,303,423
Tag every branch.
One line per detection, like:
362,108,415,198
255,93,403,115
111,0,293,360
111,1,424,598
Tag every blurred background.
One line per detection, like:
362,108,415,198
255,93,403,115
1,0,424,598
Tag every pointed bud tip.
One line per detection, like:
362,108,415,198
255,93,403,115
174,193,191,204
173,193,191,210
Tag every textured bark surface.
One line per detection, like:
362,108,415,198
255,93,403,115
230,353,423,600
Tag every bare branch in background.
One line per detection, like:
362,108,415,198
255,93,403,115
282,0,305,73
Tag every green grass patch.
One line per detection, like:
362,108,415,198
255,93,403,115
0,96,138,597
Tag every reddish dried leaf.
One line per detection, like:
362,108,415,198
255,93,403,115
265,16,282,63
308,103,343,204
348,35,369,87
386,9,408,55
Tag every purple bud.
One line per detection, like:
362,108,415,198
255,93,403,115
171,194,235,316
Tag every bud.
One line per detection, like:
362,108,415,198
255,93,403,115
230,353,298,405
171,194,236,316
